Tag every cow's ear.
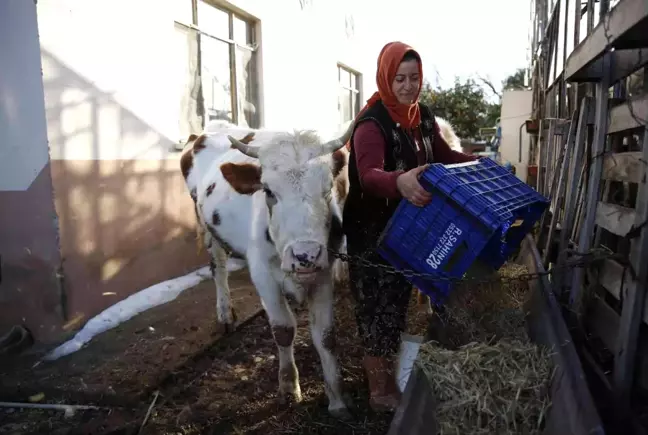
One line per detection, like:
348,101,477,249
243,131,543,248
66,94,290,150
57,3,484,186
220,162,262,195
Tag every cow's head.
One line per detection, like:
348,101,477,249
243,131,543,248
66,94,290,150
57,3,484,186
220,123,353,284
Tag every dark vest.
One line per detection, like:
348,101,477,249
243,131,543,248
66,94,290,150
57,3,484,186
342,101,439,253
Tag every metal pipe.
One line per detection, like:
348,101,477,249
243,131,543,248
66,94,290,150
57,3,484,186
519,121,526,163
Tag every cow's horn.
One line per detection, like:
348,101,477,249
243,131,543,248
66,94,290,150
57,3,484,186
228,135,260,158
319,120,355,156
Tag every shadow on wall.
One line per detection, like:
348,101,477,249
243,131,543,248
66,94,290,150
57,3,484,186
40,49,207,341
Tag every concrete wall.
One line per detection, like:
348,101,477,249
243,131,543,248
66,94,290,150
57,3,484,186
500,90,533,181
5,0,382,343
0,1,64,343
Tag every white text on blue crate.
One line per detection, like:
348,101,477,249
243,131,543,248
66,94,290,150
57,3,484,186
426,223,463,270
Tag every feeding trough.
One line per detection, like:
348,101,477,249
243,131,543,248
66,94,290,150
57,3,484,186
387,235,606,435
375,160,602,434
377,157,549,304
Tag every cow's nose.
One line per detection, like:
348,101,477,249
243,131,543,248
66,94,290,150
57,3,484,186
291,242,322,265
281,241,325,272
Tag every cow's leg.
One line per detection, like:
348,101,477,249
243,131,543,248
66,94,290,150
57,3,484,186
332,237,349,286
208,238,237,331
307,282,350,420
249,262,302,403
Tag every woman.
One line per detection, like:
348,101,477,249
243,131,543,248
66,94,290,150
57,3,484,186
342,41,477,412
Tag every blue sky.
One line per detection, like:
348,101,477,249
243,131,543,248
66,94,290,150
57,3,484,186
353,0,530,100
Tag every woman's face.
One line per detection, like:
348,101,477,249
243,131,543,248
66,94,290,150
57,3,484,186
391,59,420,105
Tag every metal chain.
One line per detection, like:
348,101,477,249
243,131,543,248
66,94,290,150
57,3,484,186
325,246,623,285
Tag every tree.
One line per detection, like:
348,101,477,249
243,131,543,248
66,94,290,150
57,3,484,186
420,77,499,139
502,68,527,90
484,102,501,127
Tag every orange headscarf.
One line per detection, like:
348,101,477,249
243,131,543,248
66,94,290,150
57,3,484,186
363,41,423,129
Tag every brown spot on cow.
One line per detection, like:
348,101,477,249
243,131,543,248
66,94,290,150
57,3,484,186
193,134,208,153
272,325,295,347
322,327,336,352
206,182,216,196
212,211,221,226
334,175,348,204
187,133,199,142
331,148,347,178
180,150,194,180
239,132,256,144
220,162,263,195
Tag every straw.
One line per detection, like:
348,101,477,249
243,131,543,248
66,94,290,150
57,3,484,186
417,263,554,434
417,340,553,435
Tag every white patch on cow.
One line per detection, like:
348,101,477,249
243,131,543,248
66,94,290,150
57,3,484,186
181,120,352,417
436,116,463,152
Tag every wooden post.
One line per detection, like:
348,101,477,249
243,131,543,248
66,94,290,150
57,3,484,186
572,121,595,241
538,122,556,240
613,126,648,405
573,0,581,50
555,98,593,293
569,56,610,309
586,0,595,97
544,120,556,196
593,133,624,248
537,120,550,197
543,111,578,268
536,120,552,245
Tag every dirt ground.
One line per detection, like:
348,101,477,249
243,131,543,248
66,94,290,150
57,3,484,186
0,269,431,435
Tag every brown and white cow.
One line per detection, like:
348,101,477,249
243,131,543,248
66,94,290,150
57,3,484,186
180,120,353,419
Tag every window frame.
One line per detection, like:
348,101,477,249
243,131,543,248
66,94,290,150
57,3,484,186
337,63,362,127
174,0,260,128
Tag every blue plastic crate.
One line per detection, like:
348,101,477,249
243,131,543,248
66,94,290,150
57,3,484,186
377,158,549,304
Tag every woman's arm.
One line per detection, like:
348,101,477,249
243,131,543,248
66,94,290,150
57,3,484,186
353,121,404,199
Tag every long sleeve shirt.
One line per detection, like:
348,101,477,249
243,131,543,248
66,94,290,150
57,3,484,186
353,120,478,199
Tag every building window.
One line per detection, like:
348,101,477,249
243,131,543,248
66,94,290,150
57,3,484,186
337,64,361,127
175,1,260,129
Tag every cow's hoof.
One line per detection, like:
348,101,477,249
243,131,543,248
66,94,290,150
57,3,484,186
329,406,352,421
217,308,238,333
278,387,302,405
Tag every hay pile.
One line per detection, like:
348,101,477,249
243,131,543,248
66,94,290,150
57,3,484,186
417,263,554,434
440,263,533,347
418,340,553,435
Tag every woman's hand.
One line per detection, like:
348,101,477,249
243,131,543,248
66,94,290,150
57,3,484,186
396,165,432,207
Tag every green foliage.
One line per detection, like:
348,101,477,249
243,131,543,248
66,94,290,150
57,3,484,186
484,102,502,128
502,68,527,91
420,78,500,139
418,68,526,139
